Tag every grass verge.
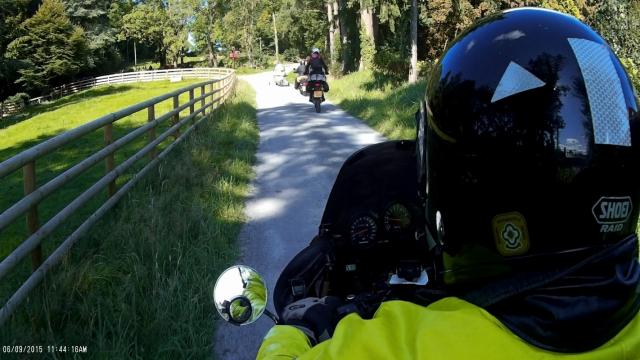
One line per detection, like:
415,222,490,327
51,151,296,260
0,79,210,291
0,80,258,358
326,70,426,140
234,67,269,75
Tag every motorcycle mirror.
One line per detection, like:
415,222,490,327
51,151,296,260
214,265,267,326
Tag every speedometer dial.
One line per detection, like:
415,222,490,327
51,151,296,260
350,216,377,245
383,203,412,233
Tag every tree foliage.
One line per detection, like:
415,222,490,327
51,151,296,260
6,0,88,93
1,0,638,100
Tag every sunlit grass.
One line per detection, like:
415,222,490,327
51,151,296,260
0,78,235,335
1,81,258,358
327,70,426,140
0,79,203,152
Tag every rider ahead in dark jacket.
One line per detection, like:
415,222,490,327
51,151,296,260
305,48,328,75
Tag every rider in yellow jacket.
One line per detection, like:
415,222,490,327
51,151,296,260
257,7,640,359
258,298,640,359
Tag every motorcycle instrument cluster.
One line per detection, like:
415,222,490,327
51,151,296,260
349,215,378,245
348,204,415,247
383,203,412,234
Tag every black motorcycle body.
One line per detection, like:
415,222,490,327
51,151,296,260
307,74,328,113
299,79,309,96
273,140,440,320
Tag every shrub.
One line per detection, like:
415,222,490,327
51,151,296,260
620,57,640,93
373,46,408,80
418,60,436,79
359,28,376,70
283,48,301,62
7,92,30,108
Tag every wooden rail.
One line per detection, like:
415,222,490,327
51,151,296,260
0,68,236,325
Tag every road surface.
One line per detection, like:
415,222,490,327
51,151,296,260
213,72,385,360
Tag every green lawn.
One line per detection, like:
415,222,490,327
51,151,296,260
1,81,258,358
327,70,426,140
0,80,204,152
0,79,216,315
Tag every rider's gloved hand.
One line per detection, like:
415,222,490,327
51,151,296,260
282,296,342,345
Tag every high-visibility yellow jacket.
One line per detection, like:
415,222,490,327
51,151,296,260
257,297,640,359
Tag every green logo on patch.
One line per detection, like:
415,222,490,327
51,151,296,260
492,212,530,256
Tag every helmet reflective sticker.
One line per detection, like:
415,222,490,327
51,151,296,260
568,38,631,147
491,61,546,103
492,212,530,256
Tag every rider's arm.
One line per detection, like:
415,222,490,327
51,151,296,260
321,59,329,74
256,325,312,360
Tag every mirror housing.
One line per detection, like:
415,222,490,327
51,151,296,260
213,265,267,326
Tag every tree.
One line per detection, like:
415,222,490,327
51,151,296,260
222,0,261,67
541,0,583,19
408,0,418,83
589,0,640,89
64,0,121,73
327,1,337,62
0,0,33,101
359,0,377,70
165,0,199,67
6,0,88,93
192,0,226,67
121,3,169,67
337,0,356,73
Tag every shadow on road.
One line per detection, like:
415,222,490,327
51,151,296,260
213,76,384,359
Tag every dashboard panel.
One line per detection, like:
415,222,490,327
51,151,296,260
318,140,431,296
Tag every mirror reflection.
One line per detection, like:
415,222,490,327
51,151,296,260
213,265,267,325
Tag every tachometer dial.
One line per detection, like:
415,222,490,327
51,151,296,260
383,203,412,233
350,216,378,245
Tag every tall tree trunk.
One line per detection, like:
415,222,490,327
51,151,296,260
272,13,279,63
338,0,349,73
134,41,137,66
408,0,418,83
359,1,376,71
327,2,335,62
247,0,256,67
206,7,216,67
159,40,167,68
206,36,215,67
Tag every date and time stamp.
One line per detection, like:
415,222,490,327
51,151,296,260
2,345,88,354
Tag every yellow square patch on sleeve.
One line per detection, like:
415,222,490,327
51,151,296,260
492,212,530,256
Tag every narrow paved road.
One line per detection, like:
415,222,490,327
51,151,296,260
213,72,385,360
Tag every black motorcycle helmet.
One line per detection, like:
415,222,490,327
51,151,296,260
418,8,639,286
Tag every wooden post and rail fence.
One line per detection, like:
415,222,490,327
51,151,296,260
0,67,236,325
1,68,232,118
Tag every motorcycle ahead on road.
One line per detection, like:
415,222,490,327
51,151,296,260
307,73,328,113
214,113,443,333
295,76,309,96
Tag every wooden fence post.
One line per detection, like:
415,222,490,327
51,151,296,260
210,83,214,110
200,85,205,116
104,124,116,197
147,105,156,160
216,81,221,108
23,161,42,270
189,89,195,120
173,95,180,139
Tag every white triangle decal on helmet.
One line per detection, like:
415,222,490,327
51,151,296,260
491,61,546,103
